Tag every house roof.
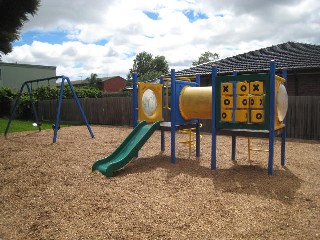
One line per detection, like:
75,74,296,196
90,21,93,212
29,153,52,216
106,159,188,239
57,76,124,86
101,76,126,82
0,62,56,70
175,42,320,76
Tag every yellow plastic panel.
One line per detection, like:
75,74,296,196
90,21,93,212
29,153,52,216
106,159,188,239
275,75,286,84
251,110,264,123
221,96,233,109
221,82,233,95
274,75,288,129
236,81,249,95
221,109,233,122
138,82,163,123
250,96,264,109
235,110,248,122
250,81,264,95
236,96,249,109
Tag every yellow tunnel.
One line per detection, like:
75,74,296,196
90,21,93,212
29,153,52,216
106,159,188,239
179,86,212,120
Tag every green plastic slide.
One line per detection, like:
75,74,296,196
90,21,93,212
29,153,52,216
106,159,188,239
92,121,160,177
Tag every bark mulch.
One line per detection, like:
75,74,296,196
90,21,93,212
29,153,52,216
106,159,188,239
1,125,319,239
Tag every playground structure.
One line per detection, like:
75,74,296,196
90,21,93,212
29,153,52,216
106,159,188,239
4,76,94,143
92,60,288,177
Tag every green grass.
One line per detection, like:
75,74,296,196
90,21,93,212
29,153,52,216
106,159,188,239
0,118,71,134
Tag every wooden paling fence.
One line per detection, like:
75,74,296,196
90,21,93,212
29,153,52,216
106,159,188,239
286,96,320,140
38,97,133,126
201,96,320,140
38,96,320,140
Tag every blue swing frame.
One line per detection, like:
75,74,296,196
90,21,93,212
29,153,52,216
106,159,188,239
4,75,94,143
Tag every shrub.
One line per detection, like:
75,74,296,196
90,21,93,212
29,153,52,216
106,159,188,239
1,85,103,119
0,88,17,117
16,93,35,119
75,87,103,98
33,86,59,100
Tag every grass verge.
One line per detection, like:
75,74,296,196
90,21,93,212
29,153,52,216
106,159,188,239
0,118,71,134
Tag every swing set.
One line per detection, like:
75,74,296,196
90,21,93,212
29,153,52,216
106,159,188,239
4,75,94,143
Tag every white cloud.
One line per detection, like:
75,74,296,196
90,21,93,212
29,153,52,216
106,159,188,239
2,0,319,79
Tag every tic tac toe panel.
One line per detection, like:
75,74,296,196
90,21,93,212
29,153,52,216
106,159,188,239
220,81,265,123
216,73,270,130
237,81,249,95
250,81,264,95
221,96,233,109
237,96,249,109
235,110,248,122
221,109,233,122
250,96,264,109
221,82,233,95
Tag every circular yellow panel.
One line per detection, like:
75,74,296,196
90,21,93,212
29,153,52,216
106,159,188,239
276,84,288,122
138,82,163,123
142,89,158,116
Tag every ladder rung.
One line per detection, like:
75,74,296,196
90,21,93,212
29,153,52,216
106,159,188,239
250,148,269,152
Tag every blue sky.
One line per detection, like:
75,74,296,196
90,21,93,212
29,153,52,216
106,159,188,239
2,0,319,79
14,31,69,46
14,31,110,46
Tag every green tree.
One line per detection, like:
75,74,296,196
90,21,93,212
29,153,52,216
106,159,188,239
192,51,219,66
0,0,40,57
127,51,169,84
87,73,97,85
86,73,102,89
0,87,17,116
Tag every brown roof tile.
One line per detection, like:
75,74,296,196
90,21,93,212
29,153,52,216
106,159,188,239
176,42,320,76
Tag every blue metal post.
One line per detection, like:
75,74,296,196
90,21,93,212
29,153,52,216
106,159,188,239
281,68,287,166
231,71,238,161
160,76,165,152
171,69,176,164
132,73,139,157
54,76,95,143
4,83,26,137
66,77,94,138
211,66,217,170
268,61,276,175
53,78,65,143
196,74,201,158
132,73,138,128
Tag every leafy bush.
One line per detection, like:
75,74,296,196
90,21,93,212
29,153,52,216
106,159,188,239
16,93,35,119
32,85,103,99
0,88,17,117
33,86,59,100
74,86,102,98
1,85,103,119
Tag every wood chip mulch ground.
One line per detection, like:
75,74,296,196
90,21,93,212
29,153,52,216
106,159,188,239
1,125,319,240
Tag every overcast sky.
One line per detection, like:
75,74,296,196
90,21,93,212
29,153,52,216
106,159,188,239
2,0,320,80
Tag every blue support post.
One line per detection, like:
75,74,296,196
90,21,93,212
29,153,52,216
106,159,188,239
67,77,94,137
231,71,238,161
160,76,165,152
231,135,236,160
132,73,138,128
132,73,139,157
171,69,176,164
53,77,94,143
4,83,26,137
196,74,201,158
53,78,65,143
211,66,217,170
268,61,276,175
281,68,288,166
